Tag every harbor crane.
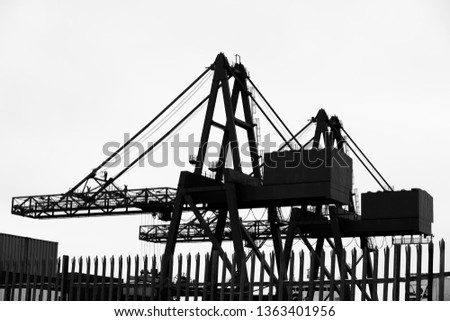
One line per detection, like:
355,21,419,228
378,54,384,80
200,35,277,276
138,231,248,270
12,53,433,300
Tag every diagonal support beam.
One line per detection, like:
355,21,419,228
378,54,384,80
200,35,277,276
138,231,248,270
268,207,285,278
184,195,233,273
325,237,373,301
239,221,278,283
293,226,341,298
330,217,351,300
224,179,248,282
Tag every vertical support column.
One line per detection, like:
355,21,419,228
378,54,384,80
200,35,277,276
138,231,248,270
312,238,325,280
267,207,288,299
160,176,186,300
224,177,247,283
360,237,378,300
235,64,261,180
330,217,350,300
221,76,242,172
195,54,227,175
215,80,240,181
208,209,228,287
204,208,231,299
268,207,284,275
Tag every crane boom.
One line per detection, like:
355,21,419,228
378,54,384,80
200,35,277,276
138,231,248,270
10,67,214,220
139,219,289,243
12,187,177,219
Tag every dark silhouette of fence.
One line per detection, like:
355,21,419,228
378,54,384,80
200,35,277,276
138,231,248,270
1,240,448,301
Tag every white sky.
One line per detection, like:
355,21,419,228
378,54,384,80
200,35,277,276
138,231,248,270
1,1,450,260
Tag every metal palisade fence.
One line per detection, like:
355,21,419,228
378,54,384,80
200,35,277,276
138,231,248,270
0,240,448,301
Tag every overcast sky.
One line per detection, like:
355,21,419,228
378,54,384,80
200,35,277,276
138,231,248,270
1,1,450,261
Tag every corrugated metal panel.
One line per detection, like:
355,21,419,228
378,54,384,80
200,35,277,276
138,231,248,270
361,189,433,222
263,149,353,187
262,149,353,203
0,233,58,276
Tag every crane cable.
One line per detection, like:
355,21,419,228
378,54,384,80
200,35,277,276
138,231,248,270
278,120,314,151
247,77,302,149
90,93,211,198
341,127,393,191
124,96,208,175
66,67,212,195
321,118,391,192
127,71,212,150
116,71,213,169
119,75,233,177
226,67,298,150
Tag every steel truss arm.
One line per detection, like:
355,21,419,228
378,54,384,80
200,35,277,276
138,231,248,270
139,218,290,242
12,187,177,219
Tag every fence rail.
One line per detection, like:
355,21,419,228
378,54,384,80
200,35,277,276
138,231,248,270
0,240,448,301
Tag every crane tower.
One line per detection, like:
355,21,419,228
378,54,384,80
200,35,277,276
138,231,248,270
11,53,433,300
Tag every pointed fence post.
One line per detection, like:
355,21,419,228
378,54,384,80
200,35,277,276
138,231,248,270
68,257,76,301
318,250,325,301
141,256,148,301
76,257,83,301
416,245,422,301
203,253,210,301
220,253,227,301
93,257,99,300
84,257,91,301
133,255,139,301
339,249,347,301
383,247,390,301
210,251,219,301
350,249,357,301
329,250,336,302
176,254,183,301
372,249,379,301
100,256,107,301
249,253,256,301
185,254,192,301
268,253,275,301
259,252,265,301
287,253,294,301
361,247,368,301
405,245,411,301
307,251,315,301
427,242,434,301
167,254,174,300
239,254,246,301
92,256,100,301
193,253,200,301
109,256,115,301
439,240,445,301
392,244,401,301
298,250,304,301
116,256,123,301
150,255,157,301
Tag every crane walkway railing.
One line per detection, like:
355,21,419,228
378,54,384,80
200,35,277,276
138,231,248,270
11,187,177,219
139,219,291,243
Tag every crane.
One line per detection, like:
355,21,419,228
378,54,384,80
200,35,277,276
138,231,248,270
11,53,433,301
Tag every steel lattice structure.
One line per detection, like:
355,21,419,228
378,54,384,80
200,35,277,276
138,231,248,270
11,53,433,301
